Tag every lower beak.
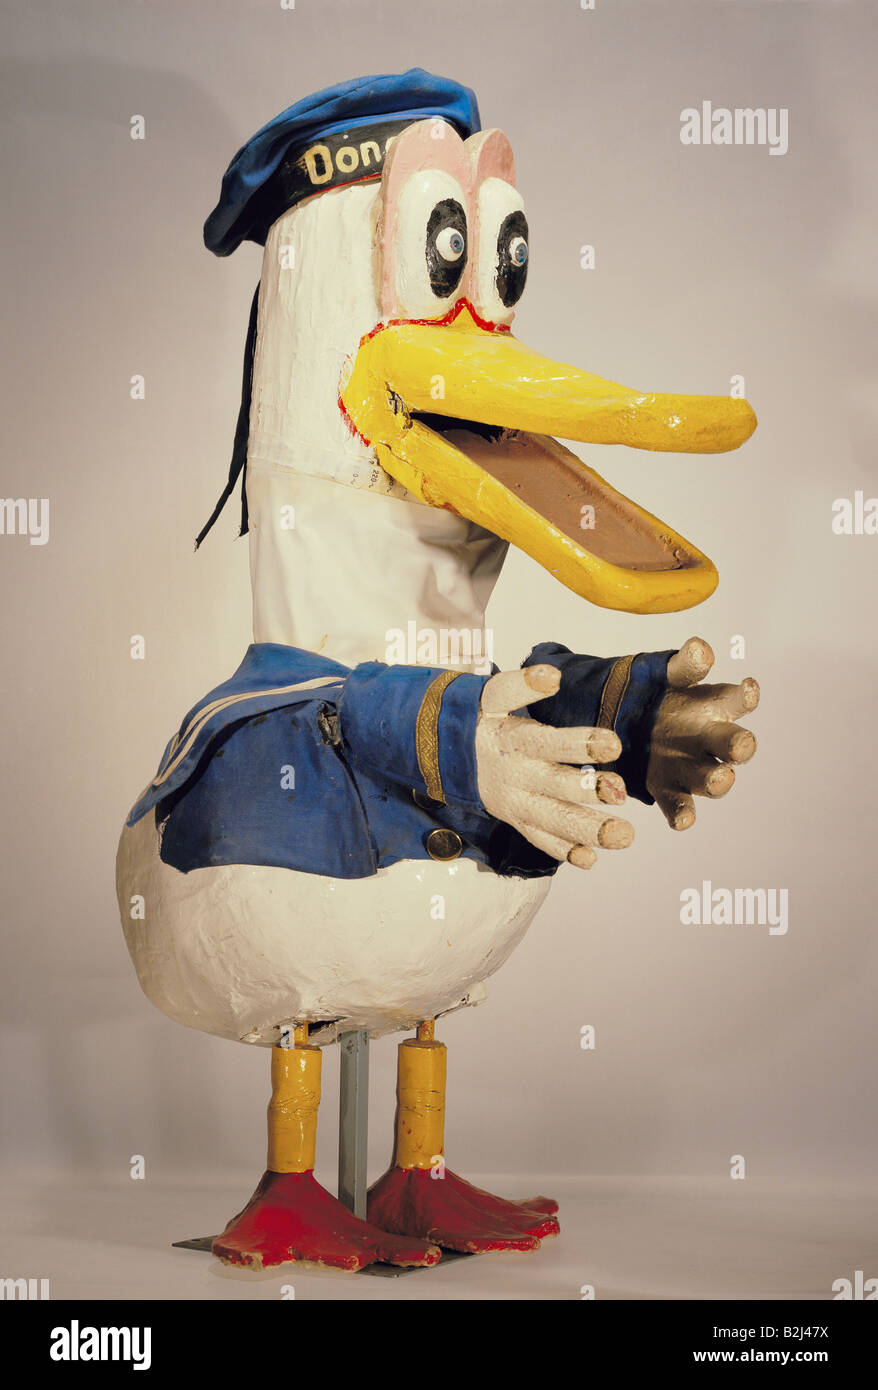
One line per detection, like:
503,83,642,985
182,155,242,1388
340,303,757,613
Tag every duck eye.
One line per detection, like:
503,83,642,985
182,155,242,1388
497,211,529,307
426,198,468,298
509,235,528,266
436,227,465,260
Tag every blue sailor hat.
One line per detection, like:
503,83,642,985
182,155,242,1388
203,68,481,257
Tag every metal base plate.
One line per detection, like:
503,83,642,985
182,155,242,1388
361,1249,473,1277
171,1235,216,1251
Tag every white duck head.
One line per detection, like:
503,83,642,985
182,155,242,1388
203,75,756,669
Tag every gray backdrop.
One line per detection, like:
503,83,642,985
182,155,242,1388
1,0,876,1206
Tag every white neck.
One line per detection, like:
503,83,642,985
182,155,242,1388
247,471,506,669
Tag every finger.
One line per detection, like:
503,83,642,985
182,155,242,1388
666,637,715,689
517,823,598,871
699,721,757,764
654,788,696,831
705,677,760,720
509,759,627,806
480,664,560,716
508,789,634,849
569,845,598,870
516,822,575,863
676,758,736,798
595,771,627,805
496,719,622,765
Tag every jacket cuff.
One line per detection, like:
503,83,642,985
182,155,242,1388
336,662,488,812
521,641,674,804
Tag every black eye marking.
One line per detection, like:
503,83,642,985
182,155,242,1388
496,210,529,308
426,198,467,299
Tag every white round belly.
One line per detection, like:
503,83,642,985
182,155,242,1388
116,812,552,1047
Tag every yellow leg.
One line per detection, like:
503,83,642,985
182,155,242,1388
394,1019,446,1171
368,1018,560,1252
267,1024,321,1174
213,1028,445,1270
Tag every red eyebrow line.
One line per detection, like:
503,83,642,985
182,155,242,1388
358,297,511,346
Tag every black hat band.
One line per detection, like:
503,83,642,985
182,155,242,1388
252,117,421,241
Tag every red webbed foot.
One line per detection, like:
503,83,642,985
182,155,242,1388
212,1170,441,1272
367,1165,560,1255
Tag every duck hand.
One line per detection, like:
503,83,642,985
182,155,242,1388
475,665,634,870
646,637,760,831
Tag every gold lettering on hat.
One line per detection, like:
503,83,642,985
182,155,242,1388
335,145,359,174
304,144,333,185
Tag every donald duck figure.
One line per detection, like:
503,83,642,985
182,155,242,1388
116,70,760,1272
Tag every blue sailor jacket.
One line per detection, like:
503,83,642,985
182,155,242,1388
127,641,674,880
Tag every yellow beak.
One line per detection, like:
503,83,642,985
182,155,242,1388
341,302,757,614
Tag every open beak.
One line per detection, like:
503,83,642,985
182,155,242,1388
340,301,757,613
